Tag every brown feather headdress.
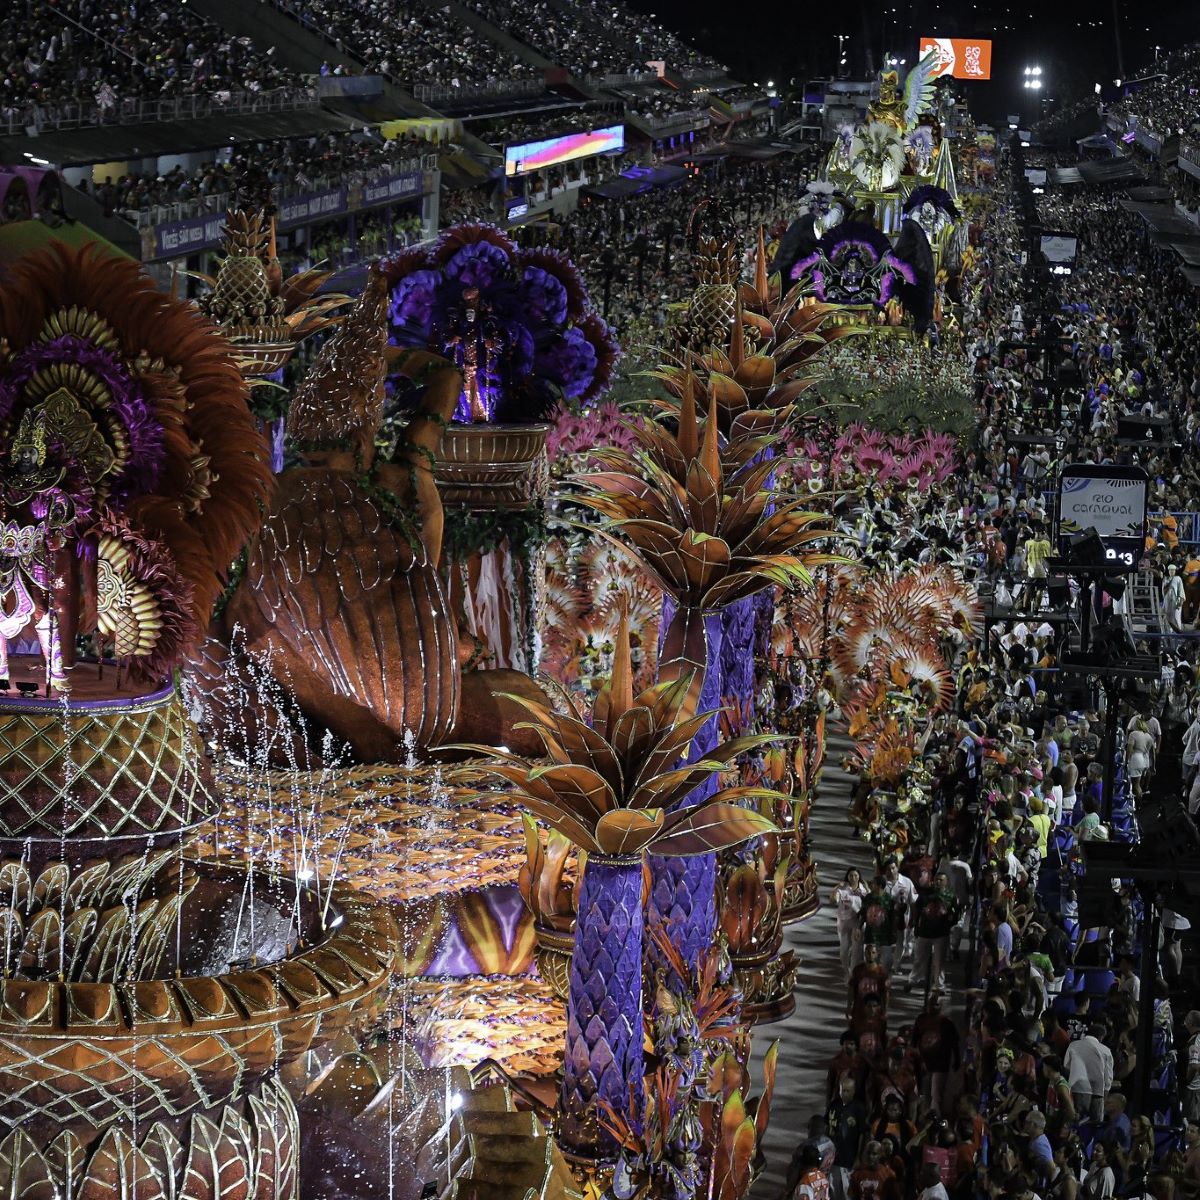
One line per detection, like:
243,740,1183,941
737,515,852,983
0,241,273,677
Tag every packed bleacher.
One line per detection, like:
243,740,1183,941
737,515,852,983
573,0,723,74
474,106,622,151
1108,44,1200,137
461,0,720,78
83,130,440,227
0,1,304,127
279,0,537,89
462,0,648,77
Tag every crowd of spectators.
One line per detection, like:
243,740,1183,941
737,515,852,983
279,0,536,90
512,147,820,350
1108,44,1200,138
777,136,1200,1200
622,86,715,124
963,145,1200,639
81,130,439,225
0,0,302,124
472,104,622,152
573,0,722,74
785,139,1200,1200
463,0,646,77
461,0,718,78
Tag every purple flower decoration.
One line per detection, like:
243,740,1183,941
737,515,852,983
388,268,442,336
536,325,597,399
382,222,616,422
444,241,510,290
520,265,569,328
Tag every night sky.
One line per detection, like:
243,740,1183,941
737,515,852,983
627,0,1200,123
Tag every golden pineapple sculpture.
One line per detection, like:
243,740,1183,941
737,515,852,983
200,209,288,342
673,234,741,356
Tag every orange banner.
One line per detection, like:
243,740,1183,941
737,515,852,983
919,37,993,81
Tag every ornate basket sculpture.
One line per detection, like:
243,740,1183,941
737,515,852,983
0,685,215,866
434,422,552,511
0,684,397,1200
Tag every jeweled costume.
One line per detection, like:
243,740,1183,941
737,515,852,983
0,409,76,686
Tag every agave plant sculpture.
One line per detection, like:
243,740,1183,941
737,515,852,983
573,387,840,973
645,303,847,737
453,612,784,1161
600,1040,780,1200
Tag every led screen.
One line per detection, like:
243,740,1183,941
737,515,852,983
919,37,993,81
505,124,625,176
1040,234,1078,265
1057,464,1148,569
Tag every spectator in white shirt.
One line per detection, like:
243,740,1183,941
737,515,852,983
1064,1022,1114,1121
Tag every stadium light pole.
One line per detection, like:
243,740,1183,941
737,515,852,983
1022,65,1044,124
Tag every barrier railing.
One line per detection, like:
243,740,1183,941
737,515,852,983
588,72,658,89
639,107,710,131
125,154,439,230
3,86,321,136
414,79,544,106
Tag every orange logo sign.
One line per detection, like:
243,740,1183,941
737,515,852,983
919,37,993,81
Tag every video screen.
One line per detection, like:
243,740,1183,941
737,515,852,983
1057,466,1148,568
919,37,993,81
505,124,625,177
1040,234,1079,265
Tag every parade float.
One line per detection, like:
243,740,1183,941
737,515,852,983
0,243,396,1198
773,51,968,342
0,134,951,1195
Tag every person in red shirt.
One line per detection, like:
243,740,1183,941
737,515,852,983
849,943,891,1027
871,1043,919,1118
854,995,889,1065
911,991,961,1115
827,1031,871,1106
849,1140,899,1200
1042,1054,1076,1138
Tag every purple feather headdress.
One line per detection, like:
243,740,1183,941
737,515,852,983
381,222,616,422
903,185,958,220
0,335,165,504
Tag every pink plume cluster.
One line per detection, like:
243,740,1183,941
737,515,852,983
546,401,641,469
787,424,959,489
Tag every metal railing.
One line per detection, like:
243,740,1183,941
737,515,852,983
587,71,657,89
2,86,320,136
122,154,438,230
414,78,545,106
679,67,727,83
638,106,710,131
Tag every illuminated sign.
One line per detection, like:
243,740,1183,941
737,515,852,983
505,124,625,177
1040,233,1078,265
919,37,993,81
1057,464,1148,569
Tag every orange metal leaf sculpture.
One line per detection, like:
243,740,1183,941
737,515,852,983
573,387,840,695
451,611,783,1158
452,610,784,859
